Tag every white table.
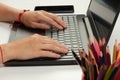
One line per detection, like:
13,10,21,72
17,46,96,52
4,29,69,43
0,0,90,80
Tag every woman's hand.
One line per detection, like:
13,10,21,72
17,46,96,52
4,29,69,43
21,10,67,29
1,34,68,62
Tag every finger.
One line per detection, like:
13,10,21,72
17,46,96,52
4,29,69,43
40,44,68,54
31,34,68,50
39,51,61,58
40,36,68,49
44,12,67,28
31,22,50,29
37,11,64,29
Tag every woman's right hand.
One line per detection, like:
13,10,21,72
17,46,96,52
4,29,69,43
1,34,68,63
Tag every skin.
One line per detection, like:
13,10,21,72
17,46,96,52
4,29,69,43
0,3,68,63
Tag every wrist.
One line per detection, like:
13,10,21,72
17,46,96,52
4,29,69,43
17,9,30,22
0,44,15,63
13,9,22,22
0,45,4,64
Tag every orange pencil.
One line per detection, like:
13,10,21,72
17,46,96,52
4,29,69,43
88,48,99,74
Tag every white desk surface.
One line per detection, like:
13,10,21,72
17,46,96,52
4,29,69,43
0,0,90,80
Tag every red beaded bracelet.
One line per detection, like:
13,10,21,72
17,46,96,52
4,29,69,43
0,46,4,64
18,9,30,22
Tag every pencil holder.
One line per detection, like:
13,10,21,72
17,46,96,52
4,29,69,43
77,38,120,80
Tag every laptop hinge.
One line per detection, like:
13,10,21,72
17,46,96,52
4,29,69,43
82,17,94,42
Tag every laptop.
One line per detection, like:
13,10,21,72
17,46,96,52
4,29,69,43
4,0,120,66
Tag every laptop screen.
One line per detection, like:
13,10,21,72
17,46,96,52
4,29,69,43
88,0,120,43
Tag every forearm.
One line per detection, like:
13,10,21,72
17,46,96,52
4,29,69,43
0,3,22,22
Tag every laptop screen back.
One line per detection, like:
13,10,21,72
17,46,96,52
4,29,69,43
87,0,120,43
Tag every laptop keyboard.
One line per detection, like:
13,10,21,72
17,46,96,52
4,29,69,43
46,15,83,56
5,15,84,66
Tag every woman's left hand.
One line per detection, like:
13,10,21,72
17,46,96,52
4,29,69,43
21,10,67,29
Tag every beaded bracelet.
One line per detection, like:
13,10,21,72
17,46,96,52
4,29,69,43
18,9,30,22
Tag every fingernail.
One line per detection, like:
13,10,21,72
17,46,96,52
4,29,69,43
64,24,67,28
56,54,61,58
63,48,69,53
63,23,67,28
59,26,63,30
64,46,69,50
